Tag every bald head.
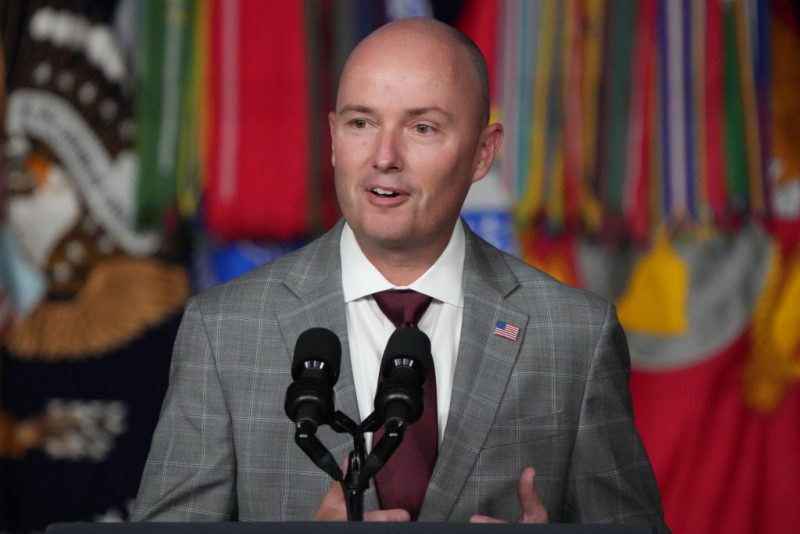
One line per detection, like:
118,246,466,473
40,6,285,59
328,17,503,278
338,18,490,127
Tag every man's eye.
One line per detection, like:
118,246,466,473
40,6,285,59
351,119,367,128
415,124,433,134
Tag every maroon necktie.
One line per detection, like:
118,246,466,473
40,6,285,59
372,289,437,520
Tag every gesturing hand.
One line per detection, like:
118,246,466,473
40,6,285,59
469,467,549,524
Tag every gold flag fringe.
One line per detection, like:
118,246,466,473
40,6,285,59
746,245,800,412
5,257,189,360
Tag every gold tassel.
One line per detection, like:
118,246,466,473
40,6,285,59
616,231,690,336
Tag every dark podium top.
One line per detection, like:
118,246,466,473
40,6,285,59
47,522,655,533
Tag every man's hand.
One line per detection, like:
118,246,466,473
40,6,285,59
469,467,549,524
314,479,411,522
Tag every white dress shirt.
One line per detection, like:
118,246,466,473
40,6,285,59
340,221,465,445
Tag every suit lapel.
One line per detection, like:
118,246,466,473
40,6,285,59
420,225,529,521
276,221,380,510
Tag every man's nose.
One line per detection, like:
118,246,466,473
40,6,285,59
372,129,403,173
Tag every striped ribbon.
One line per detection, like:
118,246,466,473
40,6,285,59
562,0,585,232
660,0,691,221
704,0,728,224
624,0,657,243
599,0,635,224
499,0,523,198
581,0,605,233
682,0,698,221
136,0,195,229
691,0,708,231
176,0,206,219
205,0,311,239
723,0,751,216
753,0,772,218
735,0,766,216
519,0,555,224
515,0,539,201
542,0,567,230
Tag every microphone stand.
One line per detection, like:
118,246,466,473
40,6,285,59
294,409,407,521
290,327,428,521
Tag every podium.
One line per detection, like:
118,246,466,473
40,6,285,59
46,522,655,533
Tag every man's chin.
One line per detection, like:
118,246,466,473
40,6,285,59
349,221,421,251
359,229,413,250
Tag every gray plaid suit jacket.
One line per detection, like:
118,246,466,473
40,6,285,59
133,220,667,530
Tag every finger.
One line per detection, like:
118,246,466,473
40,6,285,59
364,509,411,522
469,515,505,523
517,467,549,523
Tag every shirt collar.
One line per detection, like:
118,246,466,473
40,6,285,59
340,221,465,307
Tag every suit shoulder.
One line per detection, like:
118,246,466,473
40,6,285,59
500,249,613,316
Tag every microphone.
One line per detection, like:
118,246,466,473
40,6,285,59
361,327,432,480
284,327,341,433
373,327,432,428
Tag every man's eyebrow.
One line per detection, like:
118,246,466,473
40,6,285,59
338,104,374,115
406,106,453,121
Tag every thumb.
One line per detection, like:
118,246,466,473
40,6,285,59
314,457,349,521
517,467,548,523
314,478,346,520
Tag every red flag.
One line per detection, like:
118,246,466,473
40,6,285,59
631,330,800,534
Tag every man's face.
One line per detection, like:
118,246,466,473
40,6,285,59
329,29,500,257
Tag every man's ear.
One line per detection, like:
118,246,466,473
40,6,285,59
328,111,337,167
471,122,504,184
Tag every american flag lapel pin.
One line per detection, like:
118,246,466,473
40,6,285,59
494,321,520,341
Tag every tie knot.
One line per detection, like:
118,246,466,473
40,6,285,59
373,289,433,328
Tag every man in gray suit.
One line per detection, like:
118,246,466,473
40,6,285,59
134,17,667,530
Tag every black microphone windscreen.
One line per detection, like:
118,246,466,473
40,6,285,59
381,328,432,375
292,327,342,382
